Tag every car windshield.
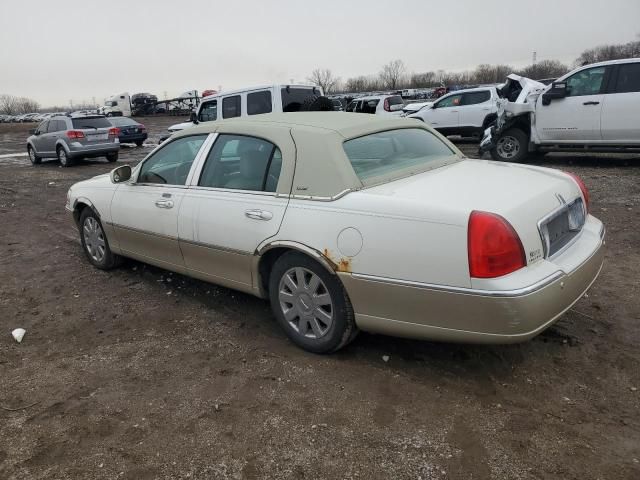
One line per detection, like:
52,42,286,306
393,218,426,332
71,117,112,129
343,128,457,184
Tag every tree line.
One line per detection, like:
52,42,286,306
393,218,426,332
309,37,640,94
0,94,40,115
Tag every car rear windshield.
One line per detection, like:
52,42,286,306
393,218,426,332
108,117,137,126
343,128,457,184
71,117,112,129
387,96,403,106
281,87,319,112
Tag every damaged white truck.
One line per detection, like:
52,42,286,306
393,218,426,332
480,58,640,162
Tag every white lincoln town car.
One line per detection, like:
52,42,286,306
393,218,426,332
66,112,605,353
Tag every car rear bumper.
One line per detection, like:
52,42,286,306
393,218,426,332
66,142,120,158
339,220,605,344
119,133,148,143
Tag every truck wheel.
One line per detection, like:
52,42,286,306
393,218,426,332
269,252,358,353
106,113,113,117
491,128,529,163
106,152,119,162
301,96,335,111
28,146,41,165
57,146,72,167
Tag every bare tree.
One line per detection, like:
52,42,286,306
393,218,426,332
307,68,341,94
576,39,640,66
16,97,40,114
409,71,437,88
379,59,406,90
518,60,568,80
0,94,20,115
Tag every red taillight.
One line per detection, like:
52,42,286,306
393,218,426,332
468,211,526,278
138,124,146,132
384,98,390,112
66,130,85,139
565,172,590,213
108,127,120,136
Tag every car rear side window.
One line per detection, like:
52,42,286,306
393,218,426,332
280,88,319,112
138,135,207,185
222,96,241,118
71,117,112,129
614,63,640,93
51,120,67,132
247,91,272,115
199,134,281,192
357,99,379,114
343,128,456,184
462,91,491,105
199,100,217,122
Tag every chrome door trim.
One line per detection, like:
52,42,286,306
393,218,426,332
187,133,219,186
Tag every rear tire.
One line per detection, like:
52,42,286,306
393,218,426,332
268,252,358,353
79,207,122,270
57,146,72,167
135,140,144,147
490,128,529,163
106,152,118,162
28,146,41,165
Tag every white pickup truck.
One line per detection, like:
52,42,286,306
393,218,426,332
480,58,640,162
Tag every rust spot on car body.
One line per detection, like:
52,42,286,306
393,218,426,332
323,248,352,273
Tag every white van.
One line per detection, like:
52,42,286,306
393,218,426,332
98,93,132,117
165,84,324,135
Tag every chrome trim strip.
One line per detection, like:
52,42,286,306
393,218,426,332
350,271,565,298
108,222,178,241
187,186,281,197
290,189,351,202
256,240,336,275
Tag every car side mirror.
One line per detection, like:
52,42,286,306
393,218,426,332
110,165,132,184
190,111,199,124
542,81,567,106
29,129,37,135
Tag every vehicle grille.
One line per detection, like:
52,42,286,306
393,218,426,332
539,197,586,258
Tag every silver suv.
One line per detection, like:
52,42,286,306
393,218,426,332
27,115,120,167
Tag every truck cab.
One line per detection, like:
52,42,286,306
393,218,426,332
98,93,132,117
481,59,640,162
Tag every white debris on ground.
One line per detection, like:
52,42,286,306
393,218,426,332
11,328,26,343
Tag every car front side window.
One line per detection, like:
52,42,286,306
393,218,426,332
434,94,462,108
198,134,281,192
137,135,207,185
199,100,217,122
37,120,49,134
566,67,606,97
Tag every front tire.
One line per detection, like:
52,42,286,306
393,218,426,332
79,208,122,270
490,128,529,163
269,252,357,353
28,146,41,165
57,146,72,167
106,152,118,162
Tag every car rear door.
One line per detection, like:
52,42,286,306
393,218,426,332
109,134,210,272
535,65,609,143
459,90,493,129
178,125,294,290
600,62,640,143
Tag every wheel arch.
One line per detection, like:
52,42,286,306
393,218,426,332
254,241,338,298
72,197,99,227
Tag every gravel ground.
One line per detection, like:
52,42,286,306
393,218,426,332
0,116,639,480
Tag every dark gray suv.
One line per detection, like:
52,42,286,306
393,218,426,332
27,115,120,167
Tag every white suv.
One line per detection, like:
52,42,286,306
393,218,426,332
345,95,404,116
408,87,498,138
481,58,640,162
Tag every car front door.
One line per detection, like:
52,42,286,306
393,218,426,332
421,94,462,131
600,62,640,143
109,134,210,272
178,126,294,291
459,90,493,130
535,66,608,143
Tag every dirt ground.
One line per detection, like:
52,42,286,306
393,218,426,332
1,116,639,480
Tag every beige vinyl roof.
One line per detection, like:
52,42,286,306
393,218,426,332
174,112,463,198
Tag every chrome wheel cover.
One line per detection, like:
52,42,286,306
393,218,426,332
496,135,520,159
278,267,333,339
58,149,67,165
28,148,35,163
83,217,106,263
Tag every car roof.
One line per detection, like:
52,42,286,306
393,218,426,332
200,84,321,102
357,94,399,100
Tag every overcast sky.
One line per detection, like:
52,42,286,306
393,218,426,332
1,0,639,107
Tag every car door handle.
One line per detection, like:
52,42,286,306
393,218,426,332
155,199,174,209
583,101,600,106
451,110,458,113
245,209,273,221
